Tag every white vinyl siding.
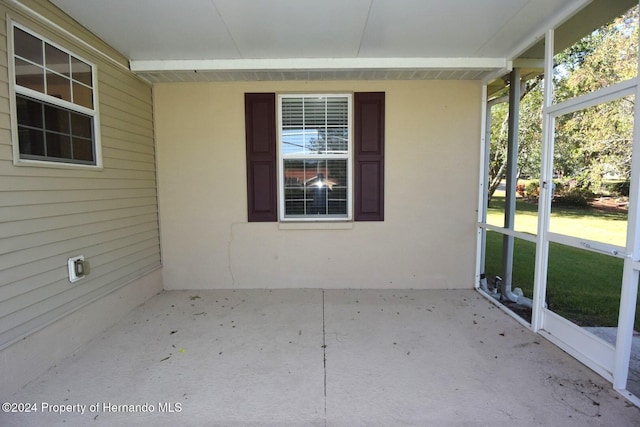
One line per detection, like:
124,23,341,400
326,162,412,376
0,2,161,349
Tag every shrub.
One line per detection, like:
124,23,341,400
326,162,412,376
610,181,630,197
555,187,595,207
524,181,540,199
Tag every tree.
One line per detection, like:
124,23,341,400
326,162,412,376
553,6,638,192
488,5,638,201
488,77,543,202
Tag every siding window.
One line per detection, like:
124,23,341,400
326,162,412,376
10,24,99,166
245,92,384,222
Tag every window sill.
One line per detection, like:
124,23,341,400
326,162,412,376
278,221,354,230
13,158,103,171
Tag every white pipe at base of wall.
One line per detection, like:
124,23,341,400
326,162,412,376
492,275,534,309
479,273,501,299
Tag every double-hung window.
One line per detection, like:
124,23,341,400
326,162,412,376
278,94,352,220
10,23,99,167
245,91,384,223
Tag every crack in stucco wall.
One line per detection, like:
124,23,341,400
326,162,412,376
227,222,240,287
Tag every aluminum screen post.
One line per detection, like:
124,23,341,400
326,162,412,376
502,68,521,290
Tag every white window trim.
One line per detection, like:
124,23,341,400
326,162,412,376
8,20,102,170
277,93,353,222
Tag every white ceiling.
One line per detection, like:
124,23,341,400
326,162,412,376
50,0,589,82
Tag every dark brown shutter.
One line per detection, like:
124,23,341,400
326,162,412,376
245,93,277,222
354,92,385,221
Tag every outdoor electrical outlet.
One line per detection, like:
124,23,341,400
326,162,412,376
68,256,86,283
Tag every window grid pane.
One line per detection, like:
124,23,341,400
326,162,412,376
13,25,97,166
18,128,45,157
281,95,349,156
15,58,44,93
283,159,348,218
71,57,92,86
17,94,95,164
45,43,70,77
72,82,93,109
14,27,43,65
14,26,94,110
46,71,72,102
46,132,72,159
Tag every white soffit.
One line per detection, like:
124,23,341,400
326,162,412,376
130,58,508,83
49,0,589,82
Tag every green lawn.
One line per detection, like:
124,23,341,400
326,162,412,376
485,196,638,330
487,196,628,246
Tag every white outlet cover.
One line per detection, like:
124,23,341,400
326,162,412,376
68,255,85,283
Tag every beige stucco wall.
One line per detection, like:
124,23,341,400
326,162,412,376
154,80,481,290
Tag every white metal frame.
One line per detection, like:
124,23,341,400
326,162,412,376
613,22,640,398
539,32,639,388
477,7,640,402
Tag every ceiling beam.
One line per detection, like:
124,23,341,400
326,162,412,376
129,57,509,73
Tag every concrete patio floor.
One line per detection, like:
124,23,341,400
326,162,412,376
3,289,639,426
